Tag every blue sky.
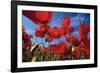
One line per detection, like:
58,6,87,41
22,11,90,47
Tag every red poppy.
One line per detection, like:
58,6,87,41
68,26,74,34
22,33,32,45
51,45,64,59
23,11,53,25
22,42,26,49
82,39,90,49
48,27,60,39
58,29,65,36
22,41,33,50
80,44,90,57
50,44,59,54
38,24,50,34
66,36,81,46
82,48,90,57
59,43,70,57
81,48,90,57
28,34,33,38
58,42,68,50
23,31,28,40
80,23,90,32
79,23,90,49
22,26,33,50
35,29,45,38
34,11,52,23
39,24,46,33
50,43,68,59
79,24,90,42
72,48,81,58
65,26,74,35
57,48,65,59
61,16,70,30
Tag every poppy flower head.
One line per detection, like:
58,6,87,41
59,42,68,50
80,44,90,57
39,24,46,32
39,24,50,34
79,24,90,41
66,36,81,47
48,27,60,39
23,31,28,40
34,11,53,24
66,26,74,35
22,27,33,50
72,48,81,58
79,23,90,49
50,43,69,59
23,11,53,25
35,29,45,38
61,16,70,30
58,29,65,36
50,44,64,59
82,39,90,49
